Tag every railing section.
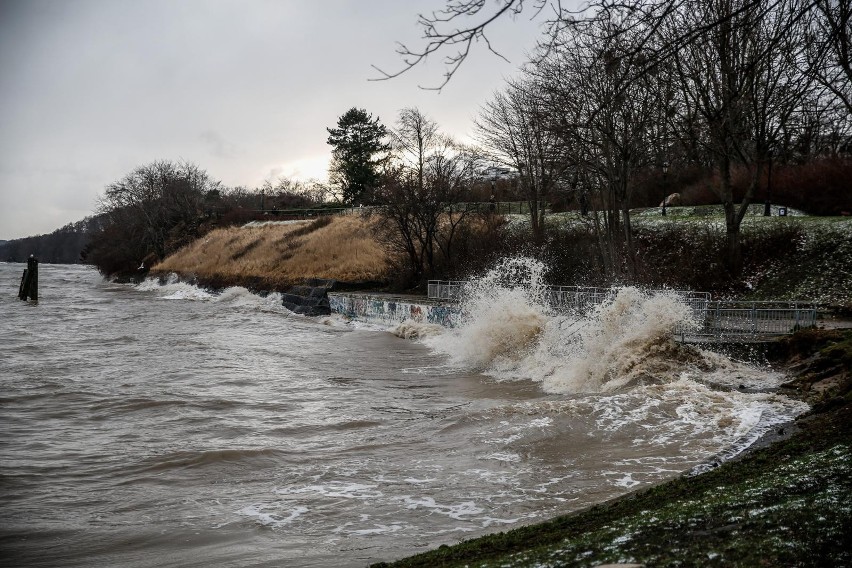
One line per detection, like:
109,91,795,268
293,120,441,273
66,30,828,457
426,280,815,338
688,301,816,338
427,280,466,301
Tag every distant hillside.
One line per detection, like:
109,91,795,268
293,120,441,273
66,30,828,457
0,217,102,264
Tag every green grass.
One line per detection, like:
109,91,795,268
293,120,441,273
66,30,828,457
537,211,852,310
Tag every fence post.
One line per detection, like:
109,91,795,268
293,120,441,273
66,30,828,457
715,303,721,338
751,303,756,334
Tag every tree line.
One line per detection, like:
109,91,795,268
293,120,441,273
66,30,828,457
0,217,101,264
371,0,852,281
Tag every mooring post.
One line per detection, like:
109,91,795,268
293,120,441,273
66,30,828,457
18,255,38,301
28,255,38,301
18,268,29,300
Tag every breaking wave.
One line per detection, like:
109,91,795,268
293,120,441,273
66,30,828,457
425,257,707,394
136,273,286,312
392,320,446,339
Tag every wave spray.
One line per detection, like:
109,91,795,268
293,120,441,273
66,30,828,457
428,257,703,393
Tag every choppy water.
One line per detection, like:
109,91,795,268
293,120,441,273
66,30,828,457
0,262,807,567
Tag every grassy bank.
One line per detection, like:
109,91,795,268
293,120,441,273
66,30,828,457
151,214,392,290
372,330,852,568
531,212,852,311
149,209,852,313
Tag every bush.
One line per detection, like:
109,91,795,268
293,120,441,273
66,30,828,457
670,158,852,215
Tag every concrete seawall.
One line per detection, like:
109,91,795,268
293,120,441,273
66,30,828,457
328,292,462,328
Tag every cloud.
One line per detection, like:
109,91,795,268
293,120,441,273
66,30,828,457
0,0,545,240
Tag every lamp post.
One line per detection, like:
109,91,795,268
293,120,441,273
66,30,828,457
661,160,669,216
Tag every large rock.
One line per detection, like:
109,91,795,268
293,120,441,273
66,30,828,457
281,279,336,316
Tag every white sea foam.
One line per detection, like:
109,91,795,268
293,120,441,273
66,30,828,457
236,504,308,528
485,452,522,462
425,257,699,394
403,497,484,520
276,482,383,500
349,523,406,535
137,274,288,313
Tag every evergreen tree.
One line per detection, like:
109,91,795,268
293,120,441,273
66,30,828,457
327,107,389,204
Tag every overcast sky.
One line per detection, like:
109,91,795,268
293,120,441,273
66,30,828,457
0,0,546,240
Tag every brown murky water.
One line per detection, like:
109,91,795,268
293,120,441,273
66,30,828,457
0,263,806,567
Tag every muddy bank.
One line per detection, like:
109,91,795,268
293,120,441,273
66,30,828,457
373,329,852,568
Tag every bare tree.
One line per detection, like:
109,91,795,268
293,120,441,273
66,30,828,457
89,160,219,277
667,0,814,274
807,0,852,115
375,108,478,283
383,0,843,283
527,14,676,278
475,79,569,243
376,1,818,90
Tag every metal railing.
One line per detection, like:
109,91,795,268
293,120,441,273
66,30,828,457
545,286,712,319
684,301,816,338
445,201,550,215
427,280,466,301
426,280,815,339
428,281,709,315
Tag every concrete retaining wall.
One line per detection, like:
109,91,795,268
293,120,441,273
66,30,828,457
328,293,461,328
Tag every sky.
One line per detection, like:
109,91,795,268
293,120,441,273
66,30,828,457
0,0,547,240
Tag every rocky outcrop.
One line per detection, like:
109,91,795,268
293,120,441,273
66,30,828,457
281,278,336,316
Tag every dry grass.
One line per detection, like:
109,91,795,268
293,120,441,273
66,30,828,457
151,214,393,289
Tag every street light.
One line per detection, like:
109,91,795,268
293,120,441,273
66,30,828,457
661,160,669,216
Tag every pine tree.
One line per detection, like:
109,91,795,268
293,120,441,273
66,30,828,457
327,108,389,205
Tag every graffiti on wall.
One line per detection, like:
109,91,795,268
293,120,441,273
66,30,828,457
328,294,461,328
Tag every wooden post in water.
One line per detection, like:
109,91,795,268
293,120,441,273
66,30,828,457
29,255,38,301
18,268,28,300
18,255,38,301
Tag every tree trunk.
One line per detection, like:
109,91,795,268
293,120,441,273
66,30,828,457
621,201,636,279
719,156,743,277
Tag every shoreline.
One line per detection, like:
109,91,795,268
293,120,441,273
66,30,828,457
373,408,850,567
371,328,852,567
